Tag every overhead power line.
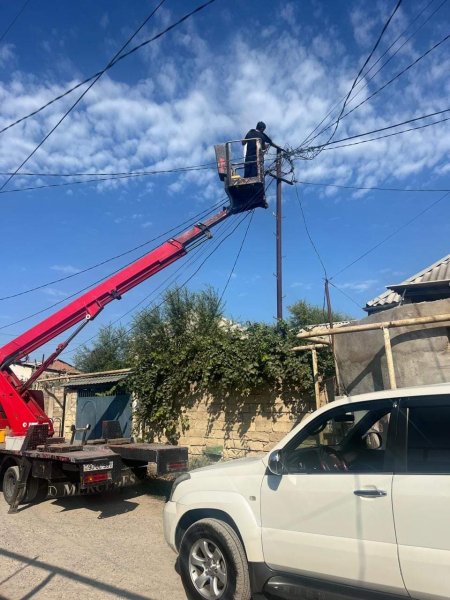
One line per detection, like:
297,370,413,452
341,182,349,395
292,108,450,158
1,177,269,340
0,0,217,138
331,191,450,280
297,180,450,193
302,0,447,148
219,210,255,304
325,0,448,143
310,31,450,147
0,226,211,332
47,182,272,358
324,115,450,150
294,183,327,278
0,164,216,196
328,281,363,310
323,108,450,146
91,216,239,335
0,0,168,193
62,211,252,358
60,231,224,357
0,0,31,44
312,0,403,153
0,199,225,301
0,160,447,198
0,162,216,178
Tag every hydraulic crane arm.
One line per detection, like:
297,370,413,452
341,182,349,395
0,207,229,436
0,209,228,369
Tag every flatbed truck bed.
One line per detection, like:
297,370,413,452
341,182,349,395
0,425,187,513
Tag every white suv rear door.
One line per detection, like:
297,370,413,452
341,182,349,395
393,395,450,600
261,399,407,596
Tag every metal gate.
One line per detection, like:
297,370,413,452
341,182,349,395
76,393,131,440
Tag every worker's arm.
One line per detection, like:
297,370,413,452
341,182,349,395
263,133,283,152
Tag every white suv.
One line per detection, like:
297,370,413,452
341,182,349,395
164,384,450,600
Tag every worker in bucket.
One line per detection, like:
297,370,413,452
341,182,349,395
242,121,274,178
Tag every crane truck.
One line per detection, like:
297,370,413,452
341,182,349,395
0,139,267,513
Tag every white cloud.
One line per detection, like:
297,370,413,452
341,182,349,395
340,279,378,293
280,3,296,24
290,281,313,290
41,287,68,298
0,43,15,68
100,13,110,30
379,268,404,278
50,264,80,275
350,5,379,47
0,6,448,203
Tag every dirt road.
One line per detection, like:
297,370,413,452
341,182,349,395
0,480,187,600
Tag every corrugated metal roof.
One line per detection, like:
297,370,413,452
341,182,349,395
365,254,450,312
63,372,129,387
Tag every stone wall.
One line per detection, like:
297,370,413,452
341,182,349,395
38,378,318,458
174,390,316,459
36,378,77,439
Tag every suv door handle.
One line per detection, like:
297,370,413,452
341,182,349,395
354,489,387,498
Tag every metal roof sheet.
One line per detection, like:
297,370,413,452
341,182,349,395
365,254,450,311
63,372,129,387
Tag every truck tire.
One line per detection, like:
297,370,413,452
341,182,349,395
2,466,44,505
3,466,26,505
179,518,251,600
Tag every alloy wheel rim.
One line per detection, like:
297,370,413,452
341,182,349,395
189,537,227,599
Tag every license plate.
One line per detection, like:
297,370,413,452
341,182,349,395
82,461,113,472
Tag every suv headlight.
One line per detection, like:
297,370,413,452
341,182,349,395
169,472,191,501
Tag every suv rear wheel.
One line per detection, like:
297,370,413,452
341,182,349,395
179,518,251,600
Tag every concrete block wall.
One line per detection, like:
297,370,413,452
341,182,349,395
334,298,450,395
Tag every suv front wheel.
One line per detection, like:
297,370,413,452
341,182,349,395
179,518,251,600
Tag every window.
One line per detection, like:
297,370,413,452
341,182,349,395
407,406,450,474
284,401,394,474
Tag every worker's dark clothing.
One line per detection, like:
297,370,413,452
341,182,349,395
243,128,273,178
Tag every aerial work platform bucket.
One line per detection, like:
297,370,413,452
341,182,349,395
214,139,267,214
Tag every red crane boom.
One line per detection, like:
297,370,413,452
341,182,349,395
0,208,229,436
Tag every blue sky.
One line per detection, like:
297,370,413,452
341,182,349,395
0,0,449,363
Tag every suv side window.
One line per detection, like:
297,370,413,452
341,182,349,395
407,405,450,474
284,401,395,474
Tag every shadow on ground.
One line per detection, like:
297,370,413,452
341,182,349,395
0,547,158,600
7,476,174,517
51,477,174,517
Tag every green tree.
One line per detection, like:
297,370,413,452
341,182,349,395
287,299,353,382
287,299,351,330
128,288,315,443
75,290,351,442
128,287,224,442
74,324,130,372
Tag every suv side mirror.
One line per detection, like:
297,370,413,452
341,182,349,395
268,450,284,476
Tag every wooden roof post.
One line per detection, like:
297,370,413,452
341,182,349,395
311,347,321,410
382,327,397,389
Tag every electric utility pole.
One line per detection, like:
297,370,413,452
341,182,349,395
276,147,283,321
